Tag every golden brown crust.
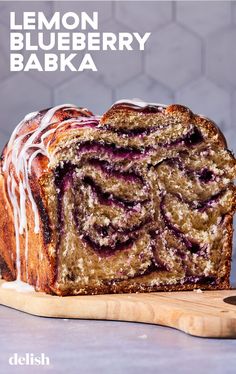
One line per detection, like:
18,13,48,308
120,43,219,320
0,106,93,293
40,275,231,296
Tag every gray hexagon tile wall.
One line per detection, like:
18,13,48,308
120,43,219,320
0,1,235,284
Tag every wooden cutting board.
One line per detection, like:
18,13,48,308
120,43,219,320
1,279,236,338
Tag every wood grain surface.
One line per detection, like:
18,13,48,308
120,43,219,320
1,280,236,338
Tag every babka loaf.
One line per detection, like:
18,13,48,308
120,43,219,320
0,101,235,295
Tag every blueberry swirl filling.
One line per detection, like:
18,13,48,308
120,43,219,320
51,108,235,289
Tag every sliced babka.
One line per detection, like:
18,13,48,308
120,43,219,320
0,100,235,295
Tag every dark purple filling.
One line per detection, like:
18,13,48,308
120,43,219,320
184,127,204,146
87,158,144,184
196,189,225,211
94,225,109,238
160,196,205,254
101,261,158,285
166,188,224,212
94,216,151,238
33,193,52,245
155,127,203,149
198,168,214,183
99,125,203,149
54,164,139,258
141,105,165,114
102,124,167,137
52,161,150,257
54,163,75,235
76,127,203,163
148,229,171,271
73,202,139,257
155,127,201,148
53,163,76,281
52,127,217,279
78,141,148,160
82,235,134,257
103,266,216,285
82,176,149,209
53,162,216,278
54,162,75,189
160,158,216,184
183,275,216,285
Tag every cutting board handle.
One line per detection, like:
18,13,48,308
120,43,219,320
0,281,236,338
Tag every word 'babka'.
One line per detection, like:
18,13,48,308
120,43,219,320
0,101,235,295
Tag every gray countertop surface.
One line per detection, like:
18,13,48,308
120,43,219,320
1,290,236,374
1,261,236,374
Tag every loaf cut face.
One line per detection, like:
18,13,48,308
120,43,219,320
0,101,235,295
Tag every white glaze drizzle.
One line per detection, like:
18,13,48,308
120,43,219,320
2,104,90,287
113,98,167,109
1,279,34,292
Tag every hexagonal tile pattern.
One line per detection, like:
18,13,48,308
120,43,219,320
93,20,142,88
115,1,172,32
206,28,236,89
0,74,52,136
53,1,112,24
27,54,82,88
54,73,112,115
115,75,173,105
177,1,231,37
146,24,202,90
176,77,231,131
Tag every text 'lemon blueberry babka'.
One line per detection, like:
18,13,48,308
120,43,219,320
0,100,236,295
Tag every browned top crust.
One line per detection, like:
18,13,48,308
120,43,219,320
1,101,230,179
101,101,227,148
1,105,93,176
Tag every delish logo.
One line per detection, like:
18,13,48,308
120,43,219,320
9,353,50,366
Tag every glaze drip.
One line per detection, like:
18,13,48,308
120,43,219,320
2,104,94,282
